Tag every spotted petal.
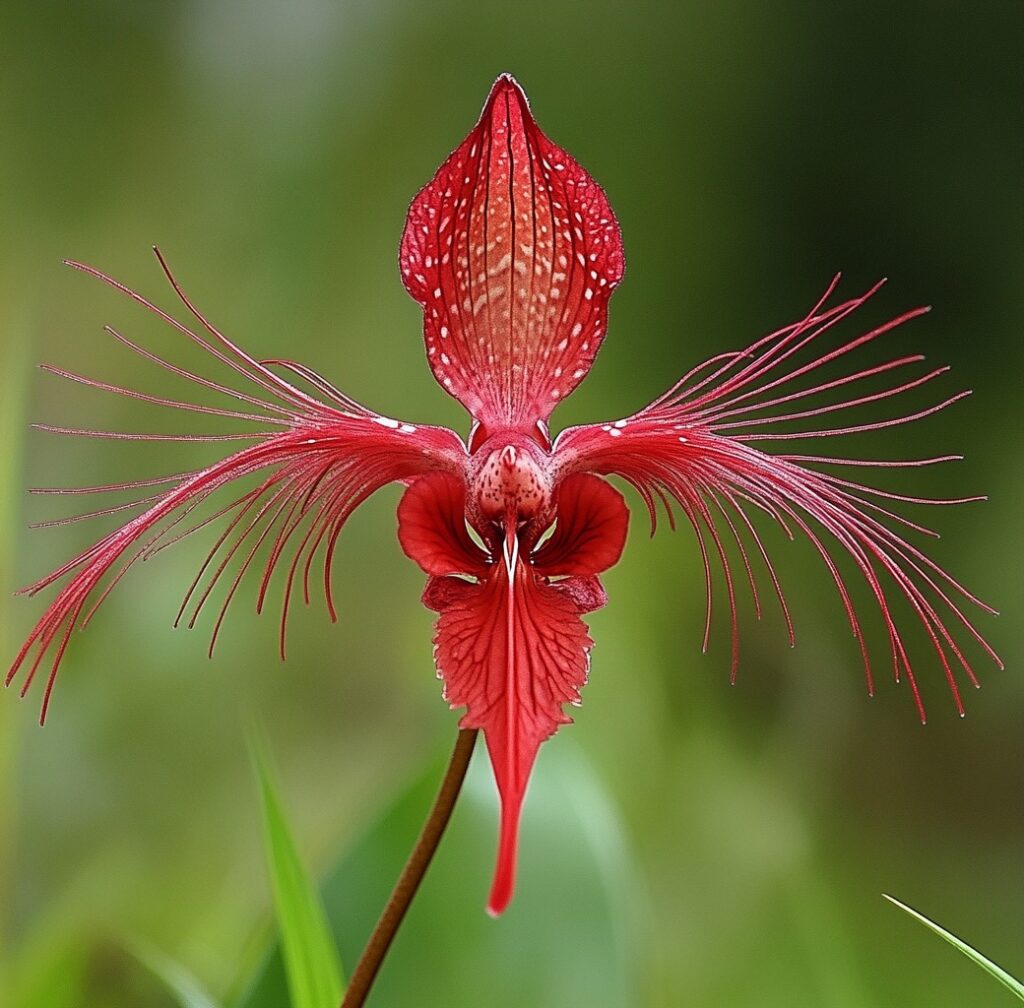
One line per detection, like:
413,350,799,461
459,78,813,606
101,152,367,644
400,73,624,432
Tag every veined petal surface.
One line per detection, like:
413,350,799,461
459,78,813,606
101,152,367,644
427,563,596,915
398,472,488,576
532,474,628,576
400,74,624,430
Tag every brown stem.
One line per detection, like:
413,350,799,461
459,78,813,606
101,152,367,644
340,728,478,1008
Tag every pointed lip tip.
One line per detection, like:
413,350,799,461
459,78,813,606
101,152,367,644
492,71,522,90
485,72,531,111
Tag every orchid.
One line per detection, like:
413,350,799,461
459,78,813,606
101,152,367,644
9,74,1000,925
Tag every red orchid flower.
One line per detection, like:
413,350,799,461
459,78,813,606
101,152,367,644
9,74,1000,916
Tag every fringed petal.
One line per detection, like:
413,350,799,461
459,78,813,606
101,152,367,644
9,253,466,721
554,279,1000,720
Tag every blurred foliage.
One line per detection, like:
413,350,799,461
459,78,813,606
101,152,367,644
133,943,220,1008
239,740,638,1008
1,1,1021,1007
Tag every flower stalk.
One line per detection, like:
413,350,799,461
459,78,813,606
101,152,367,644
340,728,478,1008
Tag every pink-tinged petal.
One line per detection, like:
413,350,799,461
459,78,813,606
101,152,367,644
554,279,1001,721
550,575,609,614
426,563,595,915
398,473,488,576
400,74,624,430
422,573,478,612
532,473,629,576
9,256,467,722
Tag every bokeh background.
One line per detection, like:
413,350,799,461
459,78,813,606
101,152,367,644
1,2,1021,1006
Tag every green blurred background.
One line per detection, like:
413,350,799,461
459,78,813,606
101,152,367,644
1,2,1021,1006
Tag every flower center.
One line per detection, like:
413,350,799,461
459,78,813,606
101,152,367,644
474,442,552,533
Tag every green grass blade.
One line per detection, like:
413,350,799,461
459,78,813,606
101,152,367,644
131,942,222,1008
884,894,1024,1001
253,739,344,1008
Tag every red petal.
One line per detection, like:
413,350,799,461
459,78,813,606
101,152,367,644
400,74,624,429
553,280,1002,720
9,257,468,721
533,474,628,576
430,563,594,915
398,473,488,576
551,575,608,614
